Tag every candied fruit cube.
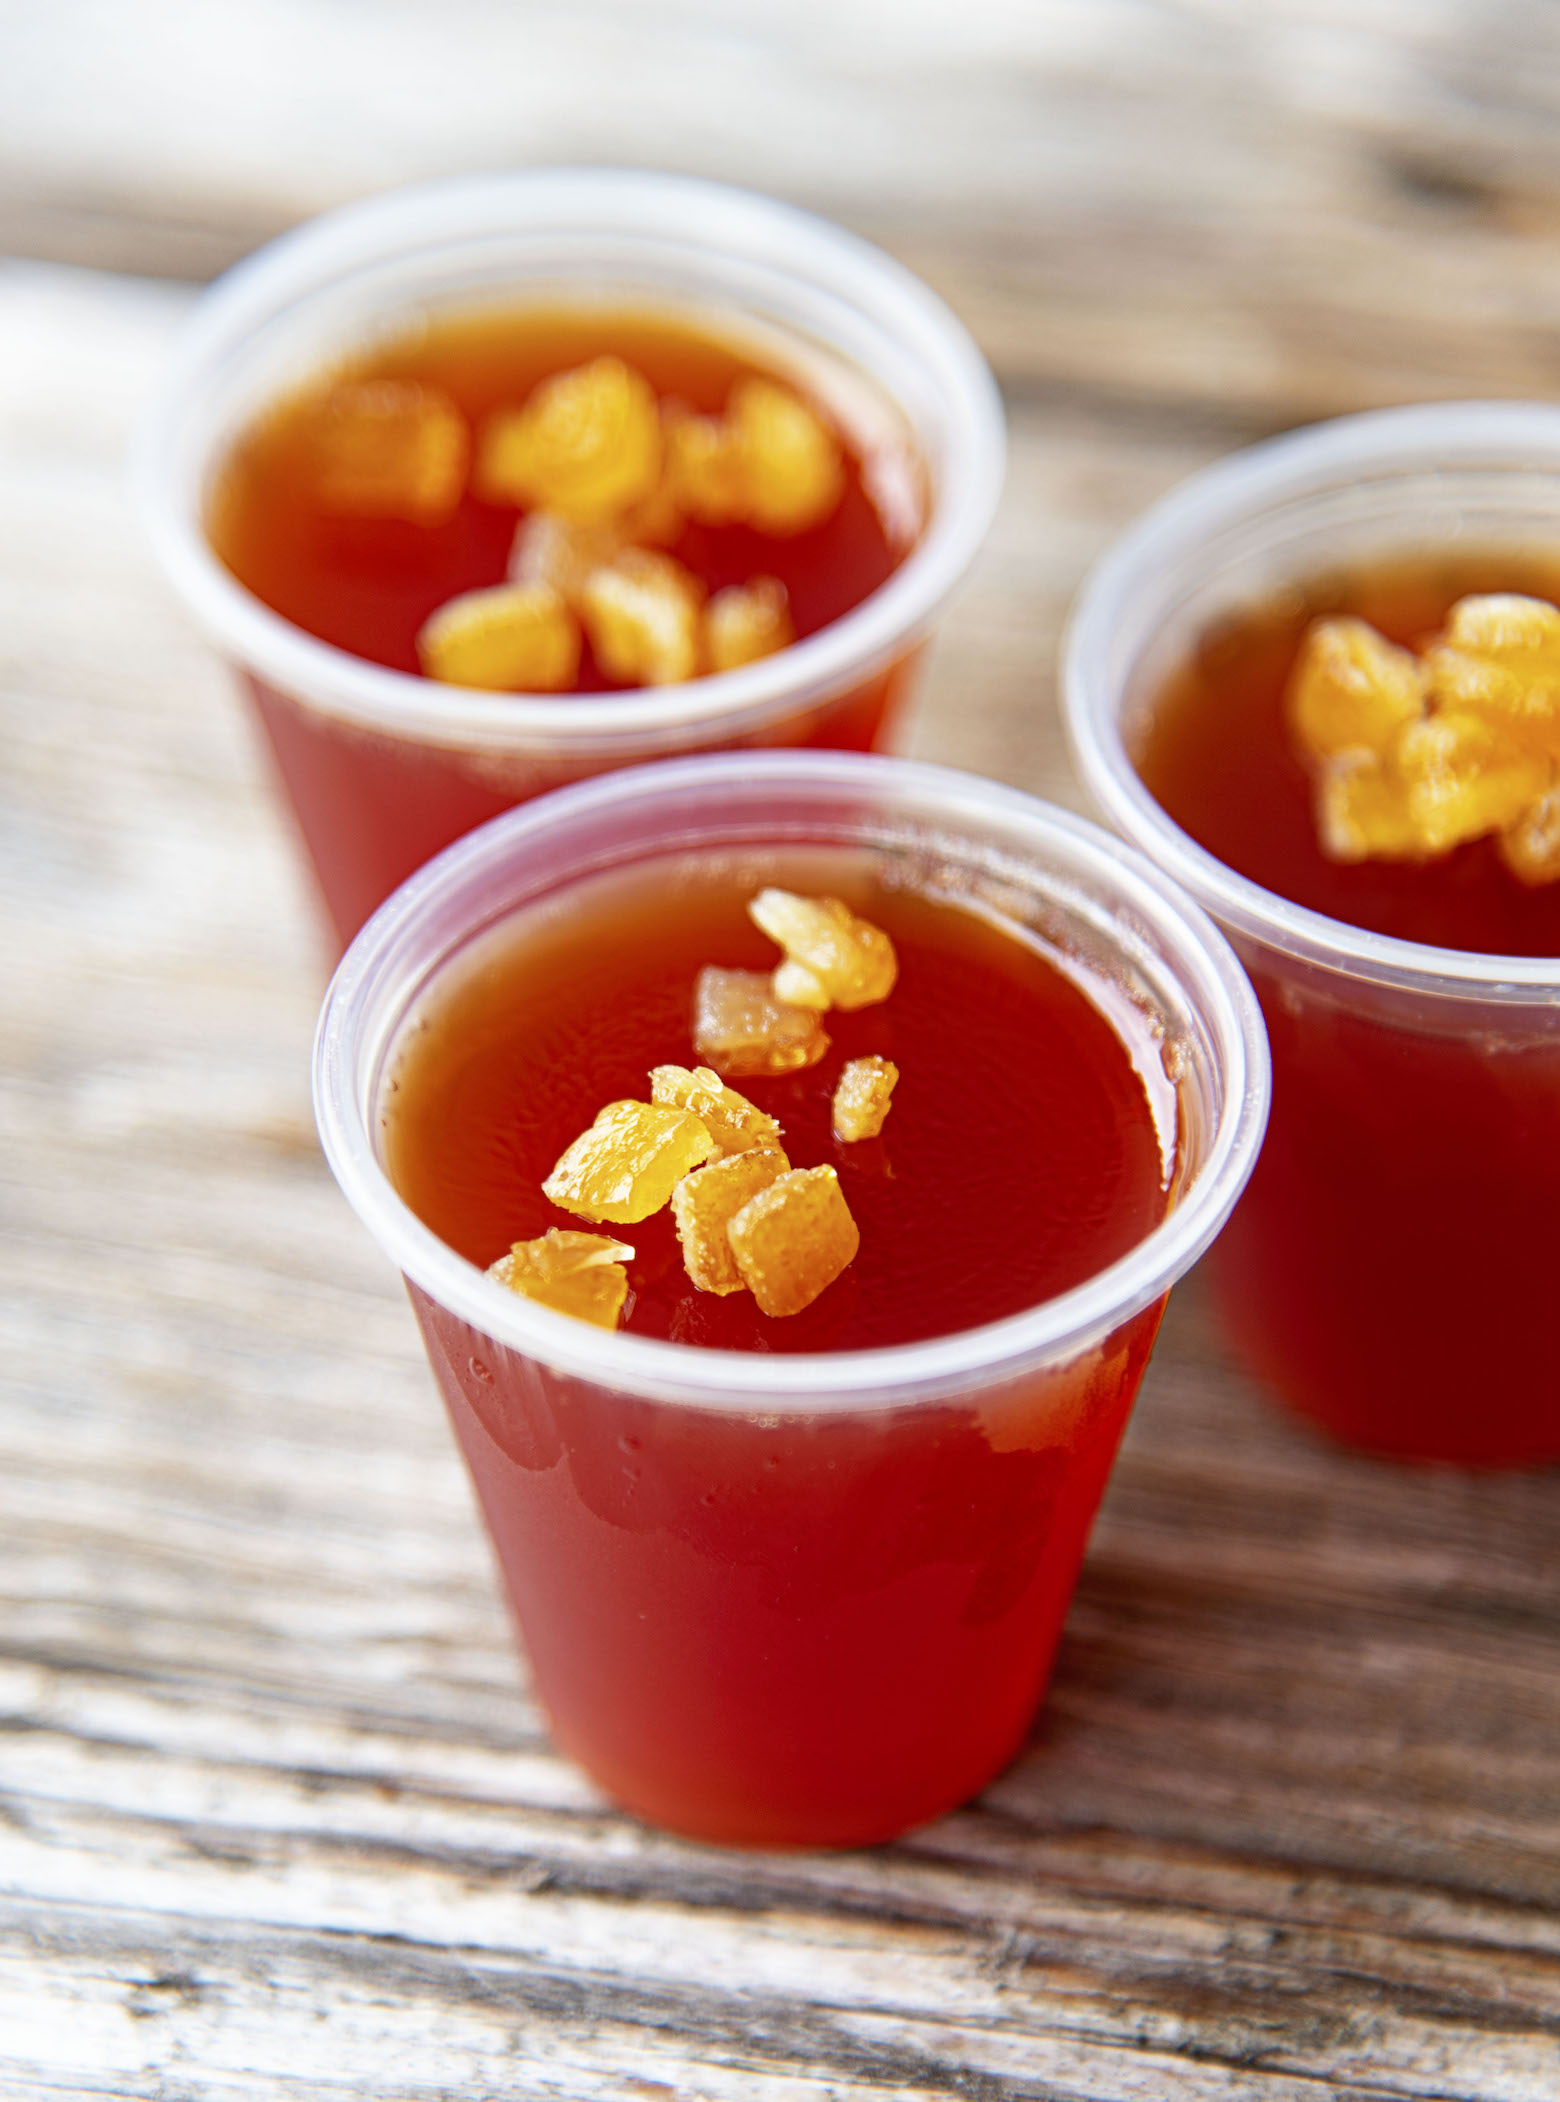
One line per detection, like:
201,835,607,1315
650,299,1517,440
692,967,830,1075
727,1164,860,1317
416,581,580,692
832,1055,899,1142
1445,593,1560,656
542,1099,714,1224
1287,616,1426,761
1424,594,1560,762
1314,752,1421,863
1293,592,1560,874
671,1147,790,1295
488,1229,634,1330
508,510,621,602
772,959,830,1009
1397,712,1552,854
1500,788,1560,884
663,405,746,525
705,577,794,673
649,1064,783,1158
730,377,844,535
747,888,898,1012
579,548,703,686
309,380,468,524
476,356,662,523
616,471,686,549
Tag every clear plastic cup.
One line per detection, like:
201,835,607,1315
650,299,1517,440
313,749,1268,1846
138,170,1005,954
1064,402,1560,1467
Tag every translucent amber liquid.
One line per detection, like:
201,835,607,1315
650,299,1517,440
384,850,1171,1842
209,307,913,680
1136,551,1560,1464
207,308,924,950
385,852,1168,1349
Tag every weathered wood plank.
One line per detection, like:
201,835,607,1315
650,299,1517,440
3,258,1560,2094
5,1,1560,428
5,5,1560,2080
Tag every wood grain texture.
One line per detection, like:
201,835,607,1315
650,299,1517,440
4,4,1560,2094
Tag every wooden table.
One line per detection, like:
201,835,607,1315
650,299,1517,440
4,5,1560,2093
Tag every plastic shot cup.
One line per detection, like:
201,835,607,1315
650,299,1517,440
313,748,1267,1847
1065,402,1560,1467
138,170,1005,955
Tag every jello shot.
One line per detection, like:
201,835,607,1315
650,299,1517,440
139,171,1004,951
1065,402,1560,1466
314,750,1267,1846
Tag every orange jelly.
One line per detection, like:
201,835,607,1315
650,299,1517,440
207,309,924,951
210,307,915,684
383,852,1168,1351
1137,551,1560,954
1136,550,1560,1464
380,849,1172,1842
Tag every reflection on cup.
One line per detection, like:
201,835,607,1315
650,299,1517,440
314,750,1267,1845
140,171,1005,952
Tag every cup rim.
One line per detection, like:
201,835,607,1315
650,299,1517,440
136,167,1006,756
312,750,1270,1413
1063,400,1560,997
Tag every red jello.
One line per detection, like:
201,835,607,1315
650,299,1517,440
208,309,914,687
384,853,1168,1350
147,177,1005,971
206,308,923,952
1136,551,1560,956
1135,550,1560,1464
380,848,1172,1843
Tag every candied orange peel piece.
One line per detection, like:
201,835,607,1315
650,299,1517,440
727,1164,860,1317
1500,787,1560,884
1287,617,1425,761
748,888,898,1012
508,510,622,603
662,380,843,537
579,548,704,687
1423,594,1560,762
416,581,580,691
649,1065,783,1158
543,1098,714,1225
1288,597,1560,877
729,377,844,535
1314,752,1420,863
663,404,747,526
671,1147,791,1296
308,380,468,525
1398,712,1550,855
832,1056,899,1142
488,1229,635,1330
1316,715,1551,862
705,577,794,673
476,356,662,524
692,967,830,1076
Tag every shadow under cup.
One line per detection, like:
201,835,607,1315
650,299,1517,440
1065,404,1560,1468
138,171,1004,954
313,752,1267,1847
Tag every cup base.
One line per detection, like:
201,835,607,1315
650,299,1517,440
412,1282,1165,1849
